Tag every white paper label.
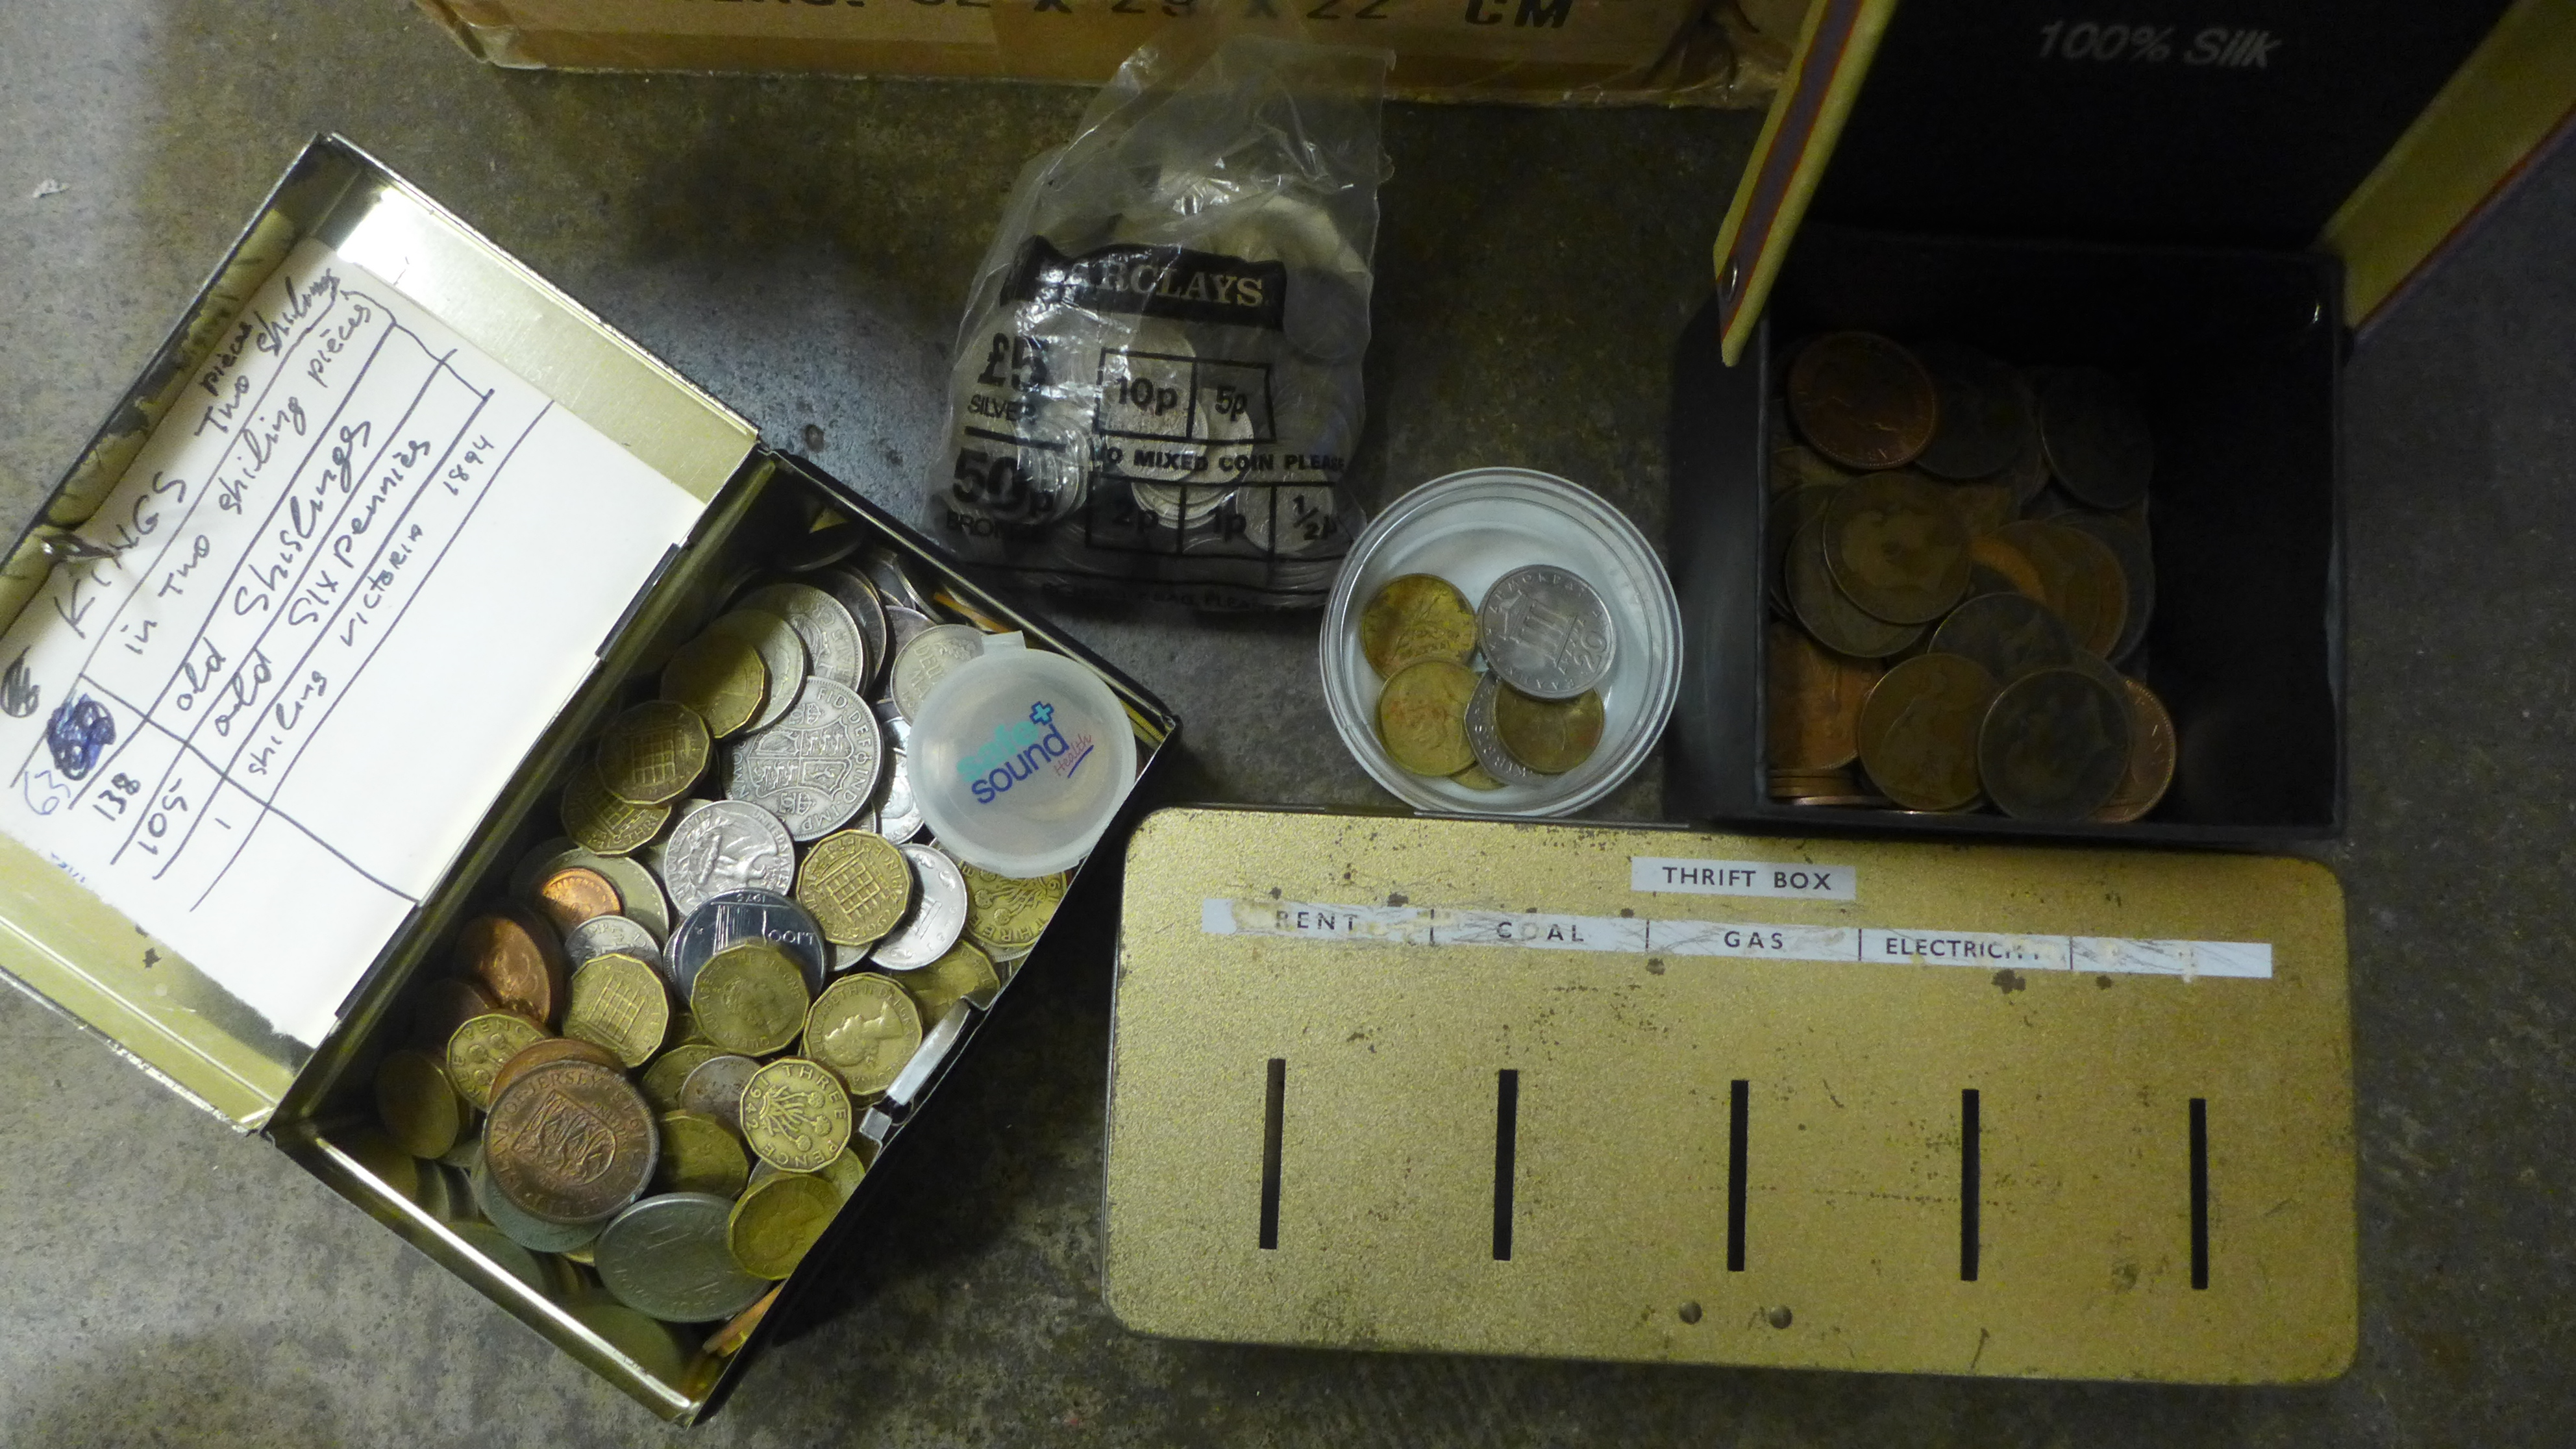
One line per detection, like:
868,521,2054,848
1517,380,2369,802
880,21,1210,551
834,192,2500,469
0,239,701,1046
1860,928,2072,971
1630,856,1857,900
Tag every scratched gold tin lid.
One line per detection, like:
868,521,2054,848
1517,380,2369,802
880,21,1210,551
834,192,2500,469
0,136,758,1129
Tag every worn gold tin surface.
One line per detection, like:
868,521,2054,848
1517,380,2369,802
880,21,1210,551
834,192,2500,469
1107,807,2353,1383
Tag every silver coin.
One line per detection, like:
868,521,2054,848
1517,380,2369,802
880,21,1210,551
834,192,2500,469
817,568,891,693
883,604,934,662
472,1147,607,1251
741,581,867,693
891,625,986,721
706,608,809,731
870,745,924,844
1131,480,1236,526
724,678,881,841
871,844,969,971
1477,564,1616,700
567,913,665,968
1465,671,1549,786
1237,485,1341,558
667,889,828,995
522,843,671,941
784,521,868,573
861,546,934,616
659,799,796,919
873,699,911,749
676,1056,760,1134
641,797,720,881
594,1193,771,1324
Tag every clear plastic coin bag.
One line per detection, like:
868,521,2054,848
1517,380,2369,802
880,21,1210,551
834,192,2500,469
924,34,1391,609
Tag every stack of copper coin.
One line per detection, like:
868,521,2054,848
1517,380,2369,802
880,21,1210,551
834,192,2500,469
1765,331,2174,823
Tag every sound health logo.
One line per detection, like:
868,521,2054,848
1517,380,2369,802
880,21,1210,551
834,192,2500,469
961,701,1095,804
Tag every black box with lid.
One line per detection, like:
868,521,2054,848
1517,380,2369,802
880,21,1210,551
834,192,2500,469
1663,0,2525,843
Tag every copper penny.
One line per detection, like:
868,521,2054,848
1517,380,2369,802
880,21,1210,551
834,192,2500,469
1929,592,2075,684
1822,471,1971,625
488,1035,626,1104
407,977,497,1051
2094,677,2177,823
2057,510,2155,662
533,865,623,934
1945,481,2018,539
454,906,569,1028
1977,667,2131,821
1787,517,1921,659
1990,521,2127,657
1765,621,1879,771
1766,484,1842,617
1857,654,1998,812
1914,342,2035,480
1787,332,1938,470
485,1058,660,1225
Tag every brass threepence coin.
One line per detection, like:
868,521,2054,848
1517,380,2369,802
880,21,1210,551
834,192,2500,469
486,1058,660,1225
407,977,497,1052
679,1054,762,1134
2057,510,2155,662
741,1058,854,1173
1787,518,1921,658
690,940,812,1058
1357,574,1479,678
638,1043,724,1114
803,973,922,1099
488,1034,625,1104
1765,621,1879,771
795,830,913,946
1477,565,1616,700
1913,342,2035,480
1492,680,1605,775
1928,592,2075,684
595,1193,770,1324
454,906,569,1028
562,755,671,856
1990,521,2127,658
597,700,712,807
2036,365,2154,509
2094,677,2177,823
1376,658,1478,776
900,939,1002,1018
562,952,675,1069
374,1049,465,1160
728,1172,840,1281
1766,483,1842,615
652,1111,750,1198
1787,331,1938,470
1857,654,1998,812
660,628,767,739
958,863,1066,958
1978,666,2132,821
531,865,621,934
1822,471,1971,625
704,610,810,732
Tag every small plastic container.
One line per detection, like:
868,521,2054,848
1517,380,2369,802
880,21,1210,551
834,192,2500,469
1319,469,1682,817
910,633,1139,876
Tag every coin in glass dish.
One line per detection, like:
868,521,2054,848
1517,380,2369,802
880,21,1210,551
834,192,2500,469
1492,680,1605,775
1463,671,1548,786
659,799,797,919
1357,574,1478,678
1787,331,1937,470
1928,591,2075,684
741,1057,854,1172
667,889,828,995
1978,666,2132,821
1822,471,1971,625
595,1193,771,1323
741,581,866,694
870,845,968,972
724,678,880,841
1857,653,1999,813
1374,658,1477,777
1477,564,1615,700
802,973,923,1098
484,1058,659,1225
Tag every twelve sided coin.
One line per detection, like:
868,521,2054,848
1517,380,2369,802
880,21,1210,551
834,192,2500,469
561,952,675,1069
956,862,1067,956
797,829,914,946
667,888,829,996
803,972,923,1098
659,628,767,739
740,1057,854,1173
704,610,810,732
1476,564,1616,700
596,700,712,807
689,939,815,1057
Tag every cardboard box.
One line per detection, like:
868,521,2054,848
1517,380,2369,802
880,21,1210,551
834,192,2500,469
0,136,1179,1423
412,0,1766,106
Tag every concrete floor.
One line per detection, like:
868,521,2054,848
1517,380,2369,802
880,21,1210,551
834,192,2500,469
0,1,2570,1444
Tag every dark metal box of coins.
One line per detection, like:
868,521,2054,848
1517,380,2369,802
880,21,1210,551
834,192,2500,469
1662,0,2558,843
0,137,1176,1422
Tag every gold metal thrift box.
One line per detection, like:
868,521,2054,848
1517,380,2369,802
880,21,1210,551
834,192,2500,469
1106,807,2353,1383
0,135,1176,1423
